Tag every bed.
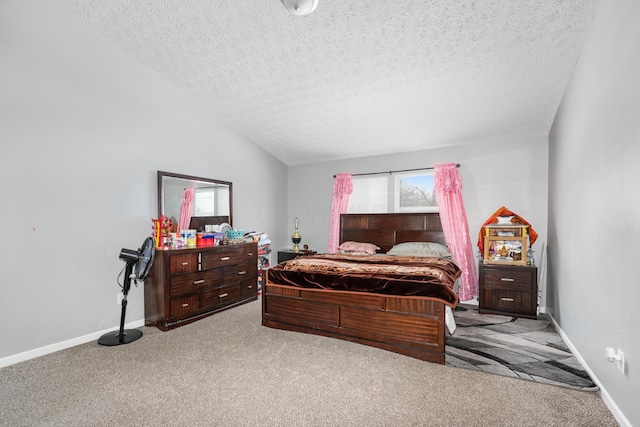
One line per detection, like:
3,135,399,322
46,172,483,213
262,213,460,364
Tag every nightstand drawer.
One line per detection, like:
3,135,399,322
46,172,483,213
481,289,534,315
479,263,538,318
482,268,533,291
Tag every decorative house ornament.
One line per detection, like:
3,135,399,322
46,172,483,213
281,0,318,16
477,206,538,254
478,206,538,266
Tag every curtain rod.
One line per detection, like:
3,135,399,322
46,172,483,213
333,164,460,178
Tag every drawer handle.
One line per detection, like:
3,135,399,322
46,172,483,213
501,277,515,282
182,303,189,307
247,285,253,289
248,252,254,256
220,256,230,261
500,297,515,302
181,262,189,266
193,280,205,285
237,271,246,275
219,293,228,298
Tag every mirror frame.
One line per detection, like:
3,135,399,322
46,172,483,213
157,170,233,228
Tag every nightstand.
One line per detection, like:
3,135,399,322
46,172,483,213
479,263,538,319
277,250,317,263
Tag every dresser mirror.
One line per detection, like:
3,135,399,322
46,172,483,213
157,171,232,230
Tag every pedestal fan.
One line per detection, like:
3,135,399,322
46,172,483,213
98,236,155,346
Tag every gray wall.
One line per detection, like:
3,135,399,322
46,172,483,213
549,0,639,425
287,135,549,303
0,0,288,363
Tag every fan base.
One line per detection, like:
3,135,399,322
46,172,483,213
98,329,143,346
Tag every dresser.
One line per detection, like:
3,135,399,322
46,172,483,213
144,242,258,330
479,263,538,319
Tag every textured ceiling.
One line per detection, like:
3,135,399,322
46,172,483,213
57,0,598,165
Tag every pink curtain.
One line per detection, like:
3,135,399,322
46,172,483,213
177,187,195,233
434,163,478,301
328,173,353,253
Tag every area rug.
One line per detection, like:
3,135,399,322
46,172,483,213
445,304,599,391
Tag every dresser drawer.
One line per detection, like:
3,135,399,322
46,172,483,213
245,246,258,262
168,253,199,274
222,262,255,281
241,277,258,299
201,246,247,269
169,270,223,296
200,284,242,309
170,295,200,319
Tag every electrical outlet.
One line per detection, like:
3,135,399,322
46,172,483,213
616,350,625,374
117,292,124,305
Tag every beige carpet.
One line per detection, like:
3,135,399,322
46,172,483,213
0,298,617,427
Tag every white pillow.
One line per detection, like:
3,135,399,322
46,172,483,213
387,241,451,257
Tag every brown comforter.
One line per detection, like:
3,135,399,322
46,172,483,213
267,254,460,307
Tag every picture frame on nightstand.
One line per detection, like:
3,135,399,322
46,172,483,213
482,224,529,266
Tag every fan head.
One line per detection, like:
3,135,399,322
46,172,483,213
119,236,156,280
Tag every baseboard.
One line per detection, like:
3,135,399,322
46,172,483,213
548,314,631,427
0,319,145,369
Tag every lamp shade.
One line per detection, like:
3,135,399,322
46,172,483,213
281,0,319,16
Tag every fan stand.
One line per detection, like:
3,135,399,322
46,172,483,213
98,260,143,346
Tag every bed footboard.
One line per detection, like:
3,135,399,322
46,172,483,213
262,282,447,364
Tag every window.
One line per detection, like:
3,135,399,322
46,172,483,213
395,172,438,212
347,171,438,213
348,175,390,213
194,188,216,216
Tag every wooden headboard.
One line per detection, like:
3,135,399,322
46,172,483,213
340,213,446,253
189,216,230,232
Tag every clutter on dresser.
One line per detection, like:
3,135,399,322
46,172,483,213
245,231,272,291
246,232,272,266
151,215,175,248
152,216,271,249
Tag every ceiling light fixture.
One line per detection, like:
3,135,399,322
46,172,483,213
281,0,318,16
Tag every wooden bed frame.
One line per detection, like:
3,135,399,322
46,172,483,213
262,213,451,364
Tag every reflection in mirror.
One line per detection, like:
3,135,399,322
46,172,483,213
158,171,232,232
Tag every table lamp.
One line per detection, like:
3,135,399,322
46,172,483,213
291,217,301,252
